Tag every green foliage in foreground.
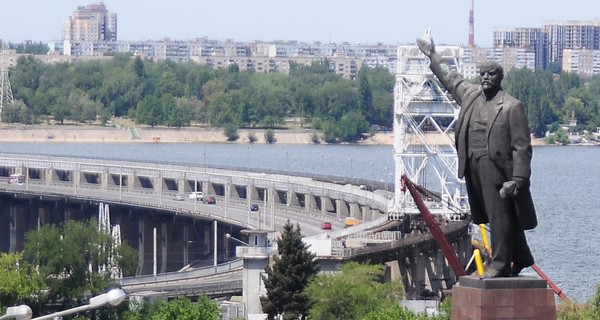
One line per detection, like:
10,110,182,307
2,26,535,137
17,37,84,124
0,252,43,311
305,261,405,320
121,296,220,320
261,221,320,320
557,284,600,320
23,219,137,308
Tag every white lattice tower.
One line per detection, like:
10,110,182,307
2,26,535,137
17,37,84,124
110,224,122,279
390,42,468,220
97,203,123,278
0,43,14,121
98,203,110,234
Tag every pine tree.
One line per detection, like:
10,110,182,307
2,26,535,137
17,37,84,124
261,220,320,320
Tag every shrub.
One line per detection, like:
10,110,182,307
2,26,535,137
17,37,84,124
264,129,276,144
248,132,257,143
223,123,239,141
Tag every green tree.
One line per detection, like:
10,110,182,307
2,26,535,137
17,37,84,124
358,70,374,124
136,95,163,126
305,261,405,320
0,252,44,310
545,127,570,145
50,97,70,124
261,220,320,320
23,219,137,307
1,100,34,124
338,110,370,142
121,296,219,320
68,90,103,123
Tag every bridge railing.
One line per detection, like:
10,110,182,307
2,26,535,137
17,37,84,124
119,259,243,287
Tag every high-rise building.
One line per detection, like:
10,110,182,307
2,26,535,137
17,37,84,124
543,20,600,64
62,3,117,42
493,27,547,69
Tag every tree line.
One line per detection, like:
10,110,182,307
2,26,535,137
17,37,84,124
7,53,600,142
8,54,394,143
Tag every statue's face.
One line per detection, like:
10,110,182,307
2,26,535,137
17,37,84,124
480,62,503,93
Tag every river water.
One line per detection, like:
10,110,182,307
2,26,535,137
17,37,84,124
0,142,597,303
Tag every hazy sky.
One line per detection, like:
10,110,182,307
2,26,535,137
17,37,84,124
2,0,600,47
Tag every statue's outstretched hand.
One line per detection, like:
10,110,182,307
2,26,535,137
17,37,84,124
417,37,435,57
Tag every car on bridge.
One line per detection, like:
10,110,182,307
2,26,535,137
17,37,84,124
322,222,332,230
203,197,216,204
173,194,185,201
250,204,259,211
188,192,203,200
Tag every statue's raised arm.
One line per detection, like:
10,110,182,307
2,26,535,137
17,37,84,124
416,30,452,84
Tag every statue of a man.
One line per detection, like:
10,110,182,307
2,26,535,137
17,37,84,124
417,33,537,278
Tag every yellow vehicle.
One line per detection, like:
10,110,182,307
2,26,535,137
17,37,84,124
344,217,359,227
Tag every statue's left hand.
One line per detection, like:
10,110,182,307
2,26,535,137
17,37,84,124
499,177,529,199
499,181,517,199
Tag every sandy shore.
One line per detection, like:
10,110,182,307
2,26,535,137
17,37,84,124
0,125,548,146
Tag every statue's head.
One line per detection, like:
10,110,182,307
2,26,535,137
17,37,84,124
479,61,503,93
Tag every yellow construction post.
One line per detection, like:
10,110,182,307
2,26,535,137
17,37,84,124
474,249,484,275
479,224,490,252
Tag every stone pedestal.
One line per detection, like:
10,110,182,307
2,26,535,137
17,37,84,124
451,275,556,320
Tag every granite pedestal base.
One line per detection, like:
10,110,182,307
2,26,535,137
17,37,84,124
451,275,556,320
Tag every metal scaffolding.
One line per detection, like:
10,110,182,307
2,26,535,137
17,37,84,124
390,44,468,220
0,42,14,122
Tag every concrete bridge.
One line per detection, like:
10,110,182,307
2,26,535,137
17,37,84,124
0,153,471,304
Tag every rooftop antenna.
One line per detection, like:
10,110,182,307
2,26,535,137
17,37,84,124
0,42,14,122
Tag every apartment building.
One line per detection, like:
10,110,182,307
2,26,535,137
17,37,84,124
544,20,600,63
48,3,600,78
62,2,117,43
562,49,600,77
493,27,547,69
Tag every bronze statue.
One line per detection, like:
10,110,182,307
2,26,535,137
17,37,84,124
417,32,537,278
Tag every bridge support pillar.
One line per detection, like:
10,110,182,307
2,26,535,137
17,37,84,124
101,171,108,190
335,199,348,219
127,174,135,193
137,220,145,275
287,190,300,206
305,194,317,212
37,206,50,228
349,203,361,219
247,184,258,201
155,174,163,196
177,178,186,194
161,222,168,273
203,180,214,195
182,225,189,267
9,205,18,253
45,168,52,186
321,196,334,215
270,187,283,204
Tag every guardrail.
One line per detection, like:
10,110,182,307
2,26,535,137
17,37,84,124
119,259,243,287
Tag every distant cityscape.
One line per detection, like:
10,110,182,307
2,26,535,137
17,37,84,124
3,2,600,79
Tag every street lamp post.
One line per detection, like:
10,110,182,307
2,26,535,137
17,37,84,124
1,289,126,320
0,305,32,320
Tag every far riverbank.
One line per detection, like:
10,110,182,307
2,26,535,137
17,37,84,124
0,124,552,146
